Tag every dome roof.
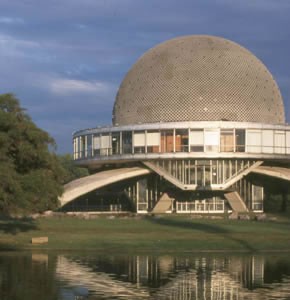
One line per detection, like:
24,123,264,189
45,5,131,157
113,35,285,125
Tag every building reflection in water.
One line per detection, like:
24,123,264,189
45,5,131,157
55,254,290,299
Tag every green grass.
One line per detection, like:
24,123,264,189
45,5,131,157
1,214,290,252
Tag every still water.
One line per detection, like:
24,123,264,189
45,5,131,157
0,252,290,299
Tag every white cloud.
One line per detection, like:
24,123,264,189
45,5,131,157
0,33,40,58
50,78,112,95
0,16,24,24
75,23,88,30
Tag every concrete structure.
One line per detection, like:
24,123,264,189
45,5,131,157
59,167,150,206
65,35,290,213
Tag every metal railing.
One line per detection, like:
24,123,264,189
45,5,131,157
74,144,290,160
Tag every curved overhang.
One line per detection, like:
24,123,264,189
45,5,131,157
252,166,290,181
59,167,151,206
75,153,290,168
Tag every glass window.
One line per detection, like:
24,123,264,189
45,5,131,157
112,132,120,155
235,129,245,152
286,131,290,154
122,131,132,154
217,160,223,184
204,129,219,152
231,160,237,176
224,160,230,180
133,131,145,153
252,185,263,211
160,130,174,153
247,130,261,153
73,137,79,159
189,161,196,185
147,131,160,153
215,198,224,211
204,165,211,186
211,160,218,184
196,166,203,186
87,134,92,157
133,131,145,146
262,130,274,153
93,134,100,148
80,136,86,158
134,147,145,153
100,134,111,156
220,129,234,152
175,129,188,152
190,130,204,152
93,134,100,156
274,131,285,154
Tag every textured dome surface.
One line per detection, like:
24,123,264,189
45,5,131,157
113,35,285,126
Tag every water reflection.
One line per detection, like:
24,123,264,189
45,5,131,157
0,253,290,299
56,254,290,300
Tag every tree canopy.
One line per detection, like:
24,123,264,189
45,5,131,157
0,93,65,214
57,153,89,184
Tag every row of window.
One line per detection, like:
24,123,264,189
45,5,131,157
73,128,290,159
176,199,225,213
150,159,253,186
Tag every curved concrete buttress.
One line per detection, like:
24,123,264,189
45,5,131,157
59,167,151,207
252,166,290,181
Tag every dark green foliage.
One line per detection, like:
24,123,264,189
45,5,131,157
264,176,290,214
57,153,89,184
0,93,64,214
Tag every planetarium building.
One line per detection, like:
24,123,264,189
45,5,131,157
67,35,290,214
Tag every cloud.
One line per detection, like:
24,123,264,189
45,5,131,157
49,78,112,95
74,23,88,30
0,33,40,59
0,0,289,153
0,33,38,48
0,16,24,24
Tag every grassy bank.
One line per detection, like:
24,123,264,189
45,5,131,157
1,214,290,252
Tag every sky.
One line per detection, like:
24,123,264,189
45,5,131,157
0,0,290,153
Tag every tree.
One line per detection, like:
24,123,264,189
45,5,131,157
0,93,64,214
57,153,89,184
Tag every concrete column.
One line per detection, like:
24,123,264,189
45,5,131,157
173,128,176,153
136,181,139,211
145,130,147,154
73,138,76,159
85,135,87,158
120,131,123,154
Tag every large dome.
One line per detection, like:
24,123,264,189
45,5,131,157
113,35,285,126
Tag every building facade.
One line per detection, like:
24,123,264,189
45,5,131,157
70,35,290,214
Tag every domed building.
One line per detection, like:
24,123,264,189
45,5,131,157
64,35,290,214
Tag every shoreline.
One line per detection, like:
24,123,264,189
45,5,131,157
1,214,290,252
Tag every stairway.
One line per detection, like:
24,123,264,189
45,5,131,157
142,161,187,190
224,191,248,213
152,193,173,213
223,161,263,189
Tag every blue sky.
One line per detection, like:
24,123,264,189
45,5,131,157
0,0,289,153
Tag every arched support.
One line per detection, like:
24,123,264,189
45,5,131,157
59,167,151,207
252,166,290,181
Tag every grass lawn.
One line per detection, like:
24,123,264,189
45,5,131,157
0,214,290,252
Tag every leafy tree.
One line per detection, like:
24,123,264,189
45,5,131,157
0,93,64,214
57,153,89,184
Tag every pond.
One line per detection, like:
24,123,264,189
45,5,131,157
0,252,290,299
